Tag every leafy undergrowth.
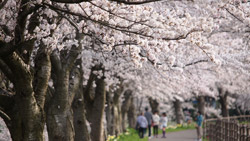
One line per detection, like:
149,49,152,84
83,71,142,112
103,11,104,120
107,123,196,141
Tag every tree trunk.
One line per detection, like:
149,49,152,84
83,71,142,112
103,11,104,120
128,96,136,128
219,93,229,117
197,96,205,116
46,42,82,141
148,97,159,113
106,91,122,136
88,76,106,141
121,90,132,132
46,68,75,141
73,86,90,141
112,91,122,136
218,87,229,117
0,47,51,141
173,99,184,124
106,91,114,135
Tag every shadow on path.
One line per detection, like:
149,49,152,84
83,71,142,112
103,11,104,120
150,129,197,141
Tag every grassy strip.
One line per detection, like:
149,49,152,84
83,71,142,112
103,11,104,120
107,123,196,141
107,128,148,141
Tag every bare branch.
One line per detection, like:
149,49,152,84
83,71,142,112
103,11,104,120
0,59,14,83
50,0,91,3
162,29,201,41
109,0,162,5
225,8,244,23
184,59,209,67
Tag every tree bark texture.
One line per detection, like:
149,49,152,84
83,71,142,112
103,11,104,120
173,99,184,124
0,46,51,141
84,66,106,141
72,65,90,141
73,86,90,141
89,77,106,141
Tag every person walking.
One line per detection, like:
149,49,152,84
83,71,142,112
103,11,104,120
136,112,148,138
196,111,203,141
144,107,153,138
160,113,168,138
152,111,160,138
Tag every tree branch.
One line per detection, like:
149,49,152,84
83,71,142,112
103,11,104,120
0,88,14,122
109,0,162,5
183,59,209,67
33,46,51,108
50,50,62,74
68,66,81,104
50,0,91,3
0,59,14,83
2,52,31,81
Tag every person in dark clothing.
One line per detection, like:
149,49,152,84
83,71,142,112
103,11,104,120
144,107,152,138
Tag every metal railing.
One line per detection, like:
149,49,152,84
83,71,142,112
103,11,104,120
204,115,250,141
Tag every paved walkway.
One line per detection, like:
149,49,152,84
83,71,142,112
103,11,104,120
150,129,197,141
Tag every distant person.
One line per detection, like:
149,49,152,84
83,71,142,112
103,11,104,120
152,111,160,138
160,112,168,138
136,112,148,138
196,111,203,141
144,107,153,138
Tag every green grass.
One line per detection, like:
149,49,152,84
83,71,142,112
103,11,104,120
107,128,148,141
107,123,196,141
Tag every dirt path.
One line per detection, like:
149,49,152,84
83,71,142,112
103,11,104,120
150,129,197,141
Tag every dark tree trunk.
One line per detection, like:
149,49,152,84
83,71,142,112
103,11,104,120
88,77,106,141
128,96,136,128
173,99,184,124
46,68,75,141
148,97,159,113
46,37,82,140
112,90,122,136
0,45,51,141
73,86,90,141
197,96,205,116
121,90,132,132
219,93,229,117
218,87,229,117
72,63,91,141
106,91,113,135
84,66,106,141
106,90,122,136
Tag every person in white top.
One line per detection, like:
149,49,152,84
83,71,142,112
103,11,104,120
160,113,168,138
152,111,160,138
